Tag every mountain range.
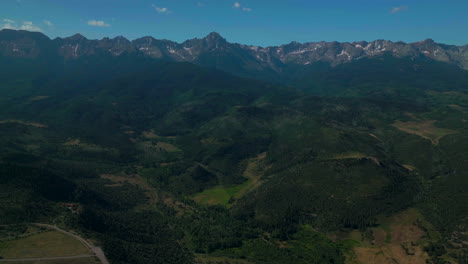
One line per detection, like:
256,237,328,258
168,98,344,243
1,29,467,83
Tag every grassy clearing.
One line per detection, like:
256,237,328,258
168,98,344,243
192,153,266,206
0,257,99,264
392,120,456,144
233,152,266,199
192,184,246,206
0,231,89,259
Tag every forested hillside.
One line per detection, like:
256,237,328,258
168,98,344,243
0,30,467,264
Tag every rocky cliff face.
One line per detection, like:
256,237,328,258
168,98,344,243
1,29,467,71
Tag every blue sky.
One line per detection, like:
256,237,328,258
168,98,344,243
1,0,467,46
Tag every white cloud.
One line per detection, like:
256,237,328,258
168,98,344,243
44,20,53,26
1,18,17,29
390,6,408,14
233,2,252,12
152,4,171,14
19,21,42,31
87,20,111,27
1,23,16,30
1,20,42,31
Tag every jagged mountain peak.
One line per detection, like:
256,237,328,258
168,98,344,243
205,32,225,40
66,33,88,41
101,36,131,44
202,32,228,48
134,36,156,41
420,38,436,44
113,35,128,40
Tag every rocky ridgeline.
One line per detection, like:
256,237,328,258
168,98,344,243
1,29,467,70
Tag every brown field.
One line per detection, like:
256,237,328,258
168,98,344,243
0,120,47,128
343,208,429,264
0,231,89,259
392,120,456,144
